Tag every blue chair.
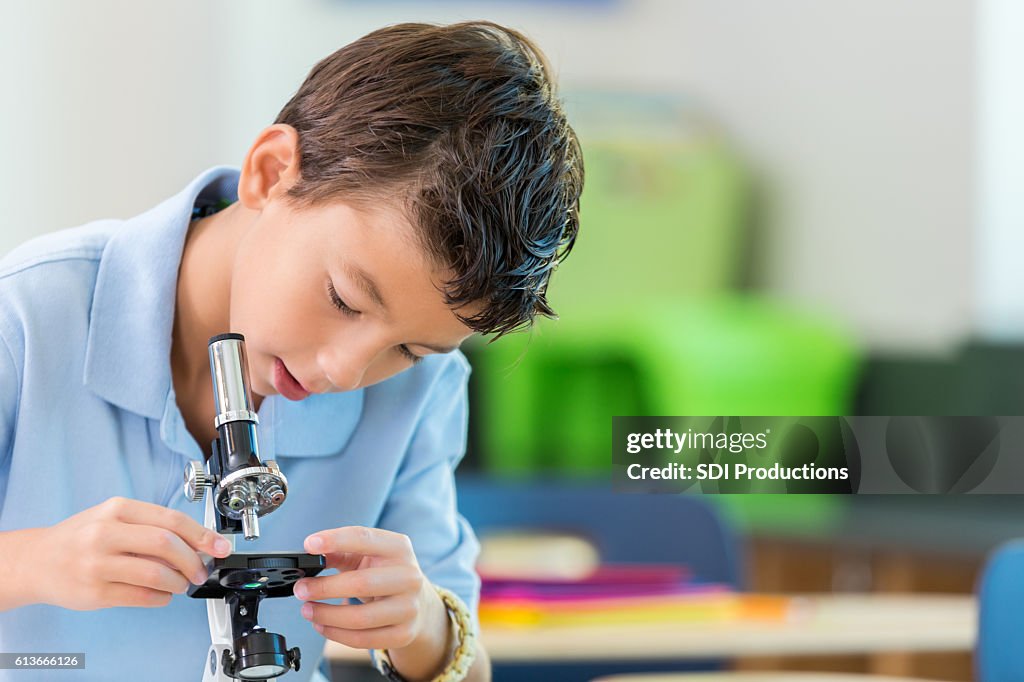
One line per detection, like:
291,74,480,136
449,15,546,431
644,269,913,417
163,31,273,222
457,475,741,585
977,539,1024,681
455,474,742,682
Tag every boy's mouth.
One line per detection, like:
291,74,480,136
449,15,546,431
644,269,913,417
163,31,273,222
273,358,311,401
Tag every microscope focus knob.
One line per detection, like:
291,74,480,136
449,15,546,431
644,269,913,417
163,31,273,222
183,460,210,501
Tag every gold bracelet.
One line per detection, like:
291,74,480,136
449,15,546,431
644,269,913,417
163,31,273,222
372,584,477,682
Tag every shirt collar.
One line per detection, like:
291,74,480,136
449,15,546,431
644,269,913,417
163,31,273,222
83,166,362,457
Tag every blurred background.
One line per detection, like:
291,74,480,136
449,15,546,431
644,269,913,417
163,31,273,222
4,1,1024,680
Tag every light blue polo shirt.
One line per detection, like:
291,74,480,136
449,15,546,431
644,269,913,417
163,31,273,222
0,167,481,681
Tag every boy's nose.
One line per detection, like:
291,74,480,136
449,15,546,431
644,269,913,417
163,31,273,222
327,369,364,392
318,348,369,392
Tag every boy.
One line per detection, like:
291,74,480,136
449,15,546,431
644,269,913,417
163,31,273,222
0,21,582,682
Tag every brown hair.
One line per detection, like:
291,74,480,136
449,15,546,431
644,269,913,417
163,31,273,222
274,21,583,337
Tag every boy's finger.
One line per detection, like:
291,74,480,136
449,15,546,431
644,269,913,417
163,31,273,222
98,581,175,609
109,524,211,586
295,565,420,601
301,594,410,630
106,555,191,595
322,551,364,572
305,527,414,562
105,497,231,556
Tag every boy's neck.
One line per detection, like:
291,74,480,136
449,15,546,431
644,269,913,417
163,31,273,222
171,202,260,412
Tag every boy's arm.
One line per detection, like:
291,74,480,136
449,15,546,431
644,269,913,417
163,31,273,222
375,352,490,679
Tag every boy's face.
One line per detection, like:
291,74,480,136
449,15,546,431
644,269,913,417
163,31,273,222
229,189,477,400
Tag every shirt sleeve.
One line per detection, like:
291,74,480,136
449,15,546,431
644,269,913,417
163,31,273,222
0,328,21,513
375,353,482,633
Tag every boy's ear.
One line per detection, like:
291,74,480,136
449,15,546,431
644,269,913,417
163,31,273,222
238,124,301,210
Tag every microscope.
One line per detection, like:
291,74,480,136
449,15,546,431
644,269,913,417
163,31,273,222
183,334,325,681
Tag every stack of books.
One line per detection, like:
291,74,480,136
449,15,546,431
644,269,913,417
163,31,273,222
478,564,788,628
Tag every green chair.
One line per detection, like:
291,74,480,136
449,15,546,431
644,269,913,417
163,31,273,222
473,296,859,476
469,296,859,535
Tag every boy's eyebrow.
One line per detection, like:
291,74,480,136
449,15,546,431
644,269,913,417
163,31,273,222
343,262,460,354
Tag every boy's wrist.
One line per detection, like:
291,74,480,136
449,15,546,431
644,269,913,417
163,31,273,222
376,584,476,682
1,527,44,610
18,528,48,607
384,583,454,681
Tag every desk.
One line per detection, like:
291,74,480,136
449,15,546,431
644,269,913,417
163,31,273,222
326,594,975,663
592,674,939,682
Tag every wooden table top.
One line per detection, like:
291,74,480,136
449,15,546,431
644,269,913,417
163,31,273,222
326,593,976,663
591,674,943,682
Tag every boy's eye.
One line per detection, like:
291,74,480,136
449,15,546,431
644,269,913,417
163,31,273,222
328,279,421,364
398,345,423,364
327,281,360,317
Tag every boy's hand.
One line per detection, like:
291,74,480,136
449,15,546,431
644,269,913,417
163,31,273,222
294,527,451,669
27,496,232,610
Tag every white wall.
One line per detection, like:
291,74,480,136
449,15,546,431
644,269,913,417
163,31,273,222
0,0,224,250
975,0,1024,341
0,0,979,353
675,1,975,353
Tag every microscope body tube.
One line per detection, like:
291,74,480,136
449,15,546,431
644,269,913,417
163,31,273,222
209,333,261,463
